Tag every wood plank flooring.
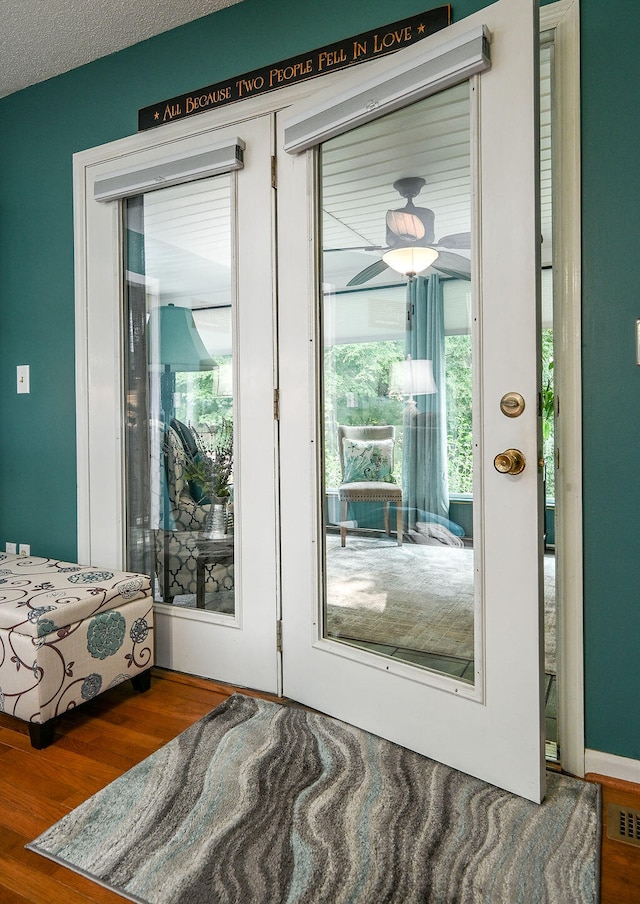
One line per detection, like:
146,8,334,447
0,668,638,903
0,669,260,903
586,772,640,903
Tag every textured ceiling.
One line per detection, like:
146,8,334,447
0,0,245,99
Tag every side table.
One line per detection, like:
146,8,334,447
195,536,234,608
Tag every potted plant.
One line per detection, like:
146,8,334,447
184,419,234,534
204,418,233,502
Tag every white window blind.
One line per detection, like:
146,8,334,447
93,137,245,202
283,25,490,154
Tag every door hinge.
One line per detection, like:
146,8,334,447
271,155,277,189
274,387,280,420
276,619,283,652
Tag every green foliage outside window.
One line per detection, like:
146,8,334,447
541,329,555,498
174,357,234,431
445,334,473,494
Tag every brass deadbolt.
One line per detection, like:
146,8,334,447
500,392,525,418
494,448,526,475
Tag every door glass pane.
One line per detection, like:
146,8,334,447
320,83,475,683
124,176,236,615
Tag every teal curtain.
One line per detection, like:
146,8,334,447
402,274,449,526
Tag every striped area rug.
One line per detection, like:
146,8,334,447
28,694,600,904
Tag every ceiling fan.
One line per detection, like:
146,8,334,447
327,177,471,286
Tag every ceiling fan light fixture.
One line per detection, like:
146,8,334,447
382,245,439,277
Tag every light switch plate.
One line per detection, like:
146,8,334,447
17,364,30,394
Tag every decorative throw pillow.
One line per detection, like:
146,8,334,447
342,438,395,483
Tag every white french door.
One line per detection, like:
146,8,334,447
277,0,545,801
148,115,279,689
77,114,279,693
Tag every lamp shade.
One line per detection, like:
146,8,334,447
147,303,215,372
390,356,437,397
382,245,439,277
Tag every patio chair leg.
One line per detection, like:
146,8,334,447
384,502,390,536
396,504,403,546
340,499,347,547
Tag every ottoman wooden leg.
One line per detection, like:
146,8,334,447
29,719,56,750
131,669,152,693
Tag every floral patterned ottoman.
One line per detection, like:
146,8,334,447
0,553,154,748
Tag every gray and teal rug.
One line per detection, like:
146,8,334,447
326,538,557,674
28,694,599,904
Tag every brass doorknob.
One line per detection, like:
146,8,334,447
493,448,526,475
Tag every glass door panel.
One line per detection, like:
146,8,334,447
124,175,236,617
320,83,476,683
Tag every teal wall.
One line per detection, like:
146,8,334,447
580,1,640,761
0,0,637,762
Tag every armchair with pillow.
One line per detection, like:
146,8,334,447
337,425,403,547
165,419,211,531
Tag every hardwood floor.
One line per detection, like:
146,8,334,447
0,669,264,903
586,772,640,904
1,669,638,903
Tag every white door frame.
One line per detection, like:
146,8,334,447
539,0,583,779
72,0,583,775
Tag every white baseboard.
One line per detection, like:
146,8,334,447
585,749,640,786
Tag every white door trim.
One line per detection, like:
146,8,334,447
540,0,584,779
585,749,640,785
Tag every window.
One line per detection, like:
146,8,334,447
123,176,237,613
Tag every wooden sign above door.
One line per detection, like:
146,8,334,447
138,7,451,131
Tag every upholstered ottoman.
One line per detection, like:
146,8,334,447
0,552,154,748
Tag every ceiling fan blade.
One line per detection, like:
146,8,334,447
430,250,471,277
346,258,390,286
324,245,383,253
436,232,471,250
345,249,470,286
